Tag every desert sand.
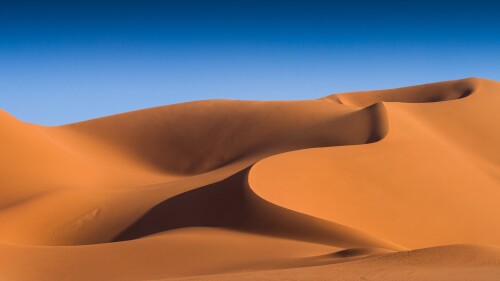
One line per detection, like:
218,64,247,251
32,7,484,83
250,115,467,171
0,77,499,280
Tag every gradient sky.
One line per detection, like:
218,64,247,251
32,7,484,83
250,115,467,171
1,0,499,125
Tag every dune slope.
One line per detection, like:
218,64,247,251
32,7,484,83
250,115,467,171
0,77,499,280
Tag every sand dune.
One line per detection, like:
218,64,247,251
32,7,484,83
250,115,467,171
0,77,499,280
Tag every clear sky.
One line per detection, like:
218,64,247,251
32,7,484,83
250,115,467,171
1,0,499,125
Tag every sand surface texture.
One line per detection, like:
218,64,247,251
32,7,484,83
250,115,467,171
1,78,499,280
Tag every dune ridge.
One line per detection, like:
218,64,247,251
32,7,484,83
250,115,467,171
1,77,499,280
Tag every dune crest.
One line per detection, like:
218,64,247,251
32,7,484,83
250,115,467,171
1,78,499,280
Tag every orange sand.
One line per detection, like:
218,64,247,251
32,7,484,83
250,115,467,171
1,78,499,280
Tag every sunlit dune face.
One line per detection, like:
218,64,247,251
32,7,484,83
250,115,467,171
1,78,500,281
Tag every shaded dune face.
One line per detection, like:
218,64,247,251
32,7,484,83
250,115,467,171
65,99,388,175
0,98,390,246
1,77,500,280
114,169,400,251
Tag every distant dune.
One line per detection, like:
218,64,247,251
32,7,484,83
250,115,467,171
1,78,499,280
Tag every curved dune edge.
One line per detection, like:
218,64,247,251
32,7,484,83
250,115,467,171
0,78,499,280
249,77,500,249
113,168,403,250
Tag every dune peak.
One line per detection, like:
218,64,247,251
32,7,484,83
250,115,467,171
1,78,500,280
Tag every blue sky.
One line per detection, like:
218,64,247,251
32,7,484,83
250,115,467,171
1,0,499,125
